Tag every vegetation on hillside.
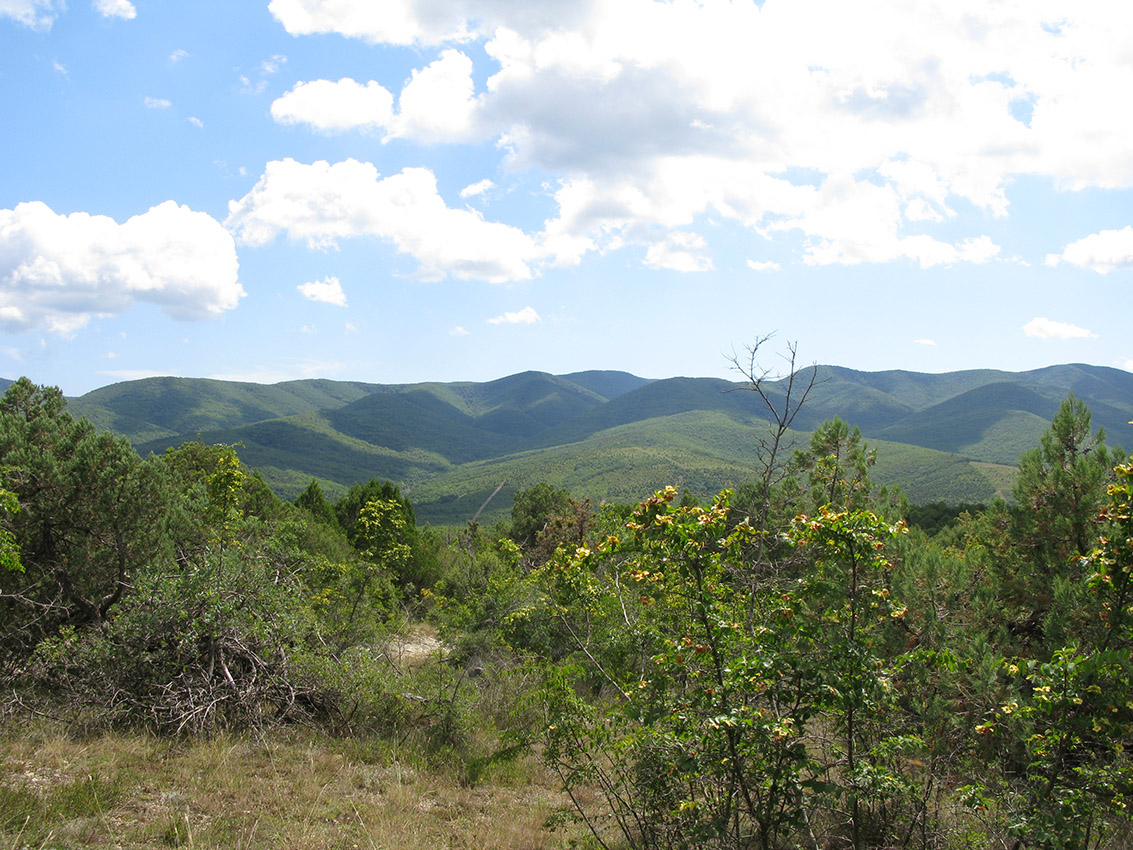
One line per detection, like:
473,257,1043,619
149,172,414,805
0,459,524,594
3,353,1133,848
51,362,1133,522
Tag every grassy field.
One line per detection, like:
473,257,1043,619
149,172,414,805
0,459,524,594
0,722,589,850
1,623,591,850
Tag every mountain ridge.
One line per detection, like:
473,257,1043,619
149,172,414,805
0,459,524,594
5,364,1130,524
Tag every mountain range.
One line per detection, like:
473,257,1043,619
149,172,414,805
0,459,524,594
6,364,1132,525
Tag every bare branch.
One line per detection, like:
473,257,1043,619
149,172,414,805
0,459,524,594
726,335,823,526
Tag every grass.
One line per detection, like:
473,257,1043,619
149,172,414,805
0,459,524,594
0,722,588,850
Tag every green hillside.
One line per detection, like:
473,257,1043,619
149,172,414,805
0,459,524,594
558,369,653,399
69,376,381,444
15,361,1127,519
408,411,1006,526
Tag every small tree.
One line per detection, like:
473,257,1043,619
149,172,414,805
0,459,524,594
510,482,574,552
294,478,339,528
976,457,1133,849
537,486,913,850
0,378,171,663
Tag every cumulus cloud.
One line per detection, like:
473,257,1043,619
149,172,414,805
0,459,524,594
914,338,937,346
460,179,495,199
169,48,189,63
225,158,539,282
264,1,1133,272
389,49,481,142
644,231,713,272
450,325,470,336
268,0,480,45
144,97,171,109
746,259,781,272
1022,317,1097,340
488,306,540,325
0,201,244,334
272,79,394,133
1047,226,1133,273
297,275,347,306
0,0,60,29
93,0,135,20
270,54,485,141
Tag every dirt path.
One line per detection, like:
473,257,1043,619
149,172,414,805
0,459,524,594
384,623,444,668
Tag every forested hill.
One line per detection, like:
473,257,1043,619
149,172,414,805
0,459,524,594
13,363,1133,524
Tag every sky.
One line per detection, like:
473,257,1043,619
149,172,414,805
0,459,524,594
1,0,1132,396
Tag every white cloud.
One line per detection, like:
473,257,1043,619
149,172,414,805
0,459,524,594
1124,359,1133,372
450,325,470,336
0,200,244,334
271,78,394,133
488,306,540,325
388,49,481,142
268,0,480,46
271,53,482,142
460,179,495,199
1023,317,1097,340
225,158,539,283
0,0,60,29
261,55,287,75
188,116,203,128
144,97,171,110
92,0,135,20
644,231,713,272
1047,226,1133,273
914,338,937,346
746,259,781,272
957,235,1001,264
169,49,189,63
263,1,1133,272
297,275,347,306
52,60,67,76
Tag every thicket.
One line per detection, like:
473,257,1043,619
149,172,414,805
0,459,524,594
2,362,1132,849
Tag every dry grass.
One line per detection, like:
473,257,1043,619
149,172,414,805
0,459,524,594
0,722,593,850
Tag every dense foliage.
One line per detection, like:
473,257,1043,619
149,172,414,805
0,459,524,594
3,372,1132,848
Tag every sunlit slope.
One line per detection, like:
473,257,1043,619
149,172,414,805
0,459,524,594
409,410,1004,525
69,376,382,445
135,413,454,500
26,361,1128,516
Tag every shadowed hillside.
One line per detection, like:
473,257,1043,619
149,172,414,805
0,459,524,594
25,362,1131,520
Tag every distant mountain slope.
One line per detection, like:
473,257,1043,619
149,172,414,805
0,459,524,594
21,362,1129,517
136,414,452,499
69,376,381,444
802,364,1133,455
528,377,757,448
558,370,653,400
409,411,1004,525
874,382,1061,464
324,391,514,464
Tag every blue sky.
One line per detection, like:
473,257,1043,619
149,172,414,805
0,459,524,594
2,0,1131,395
